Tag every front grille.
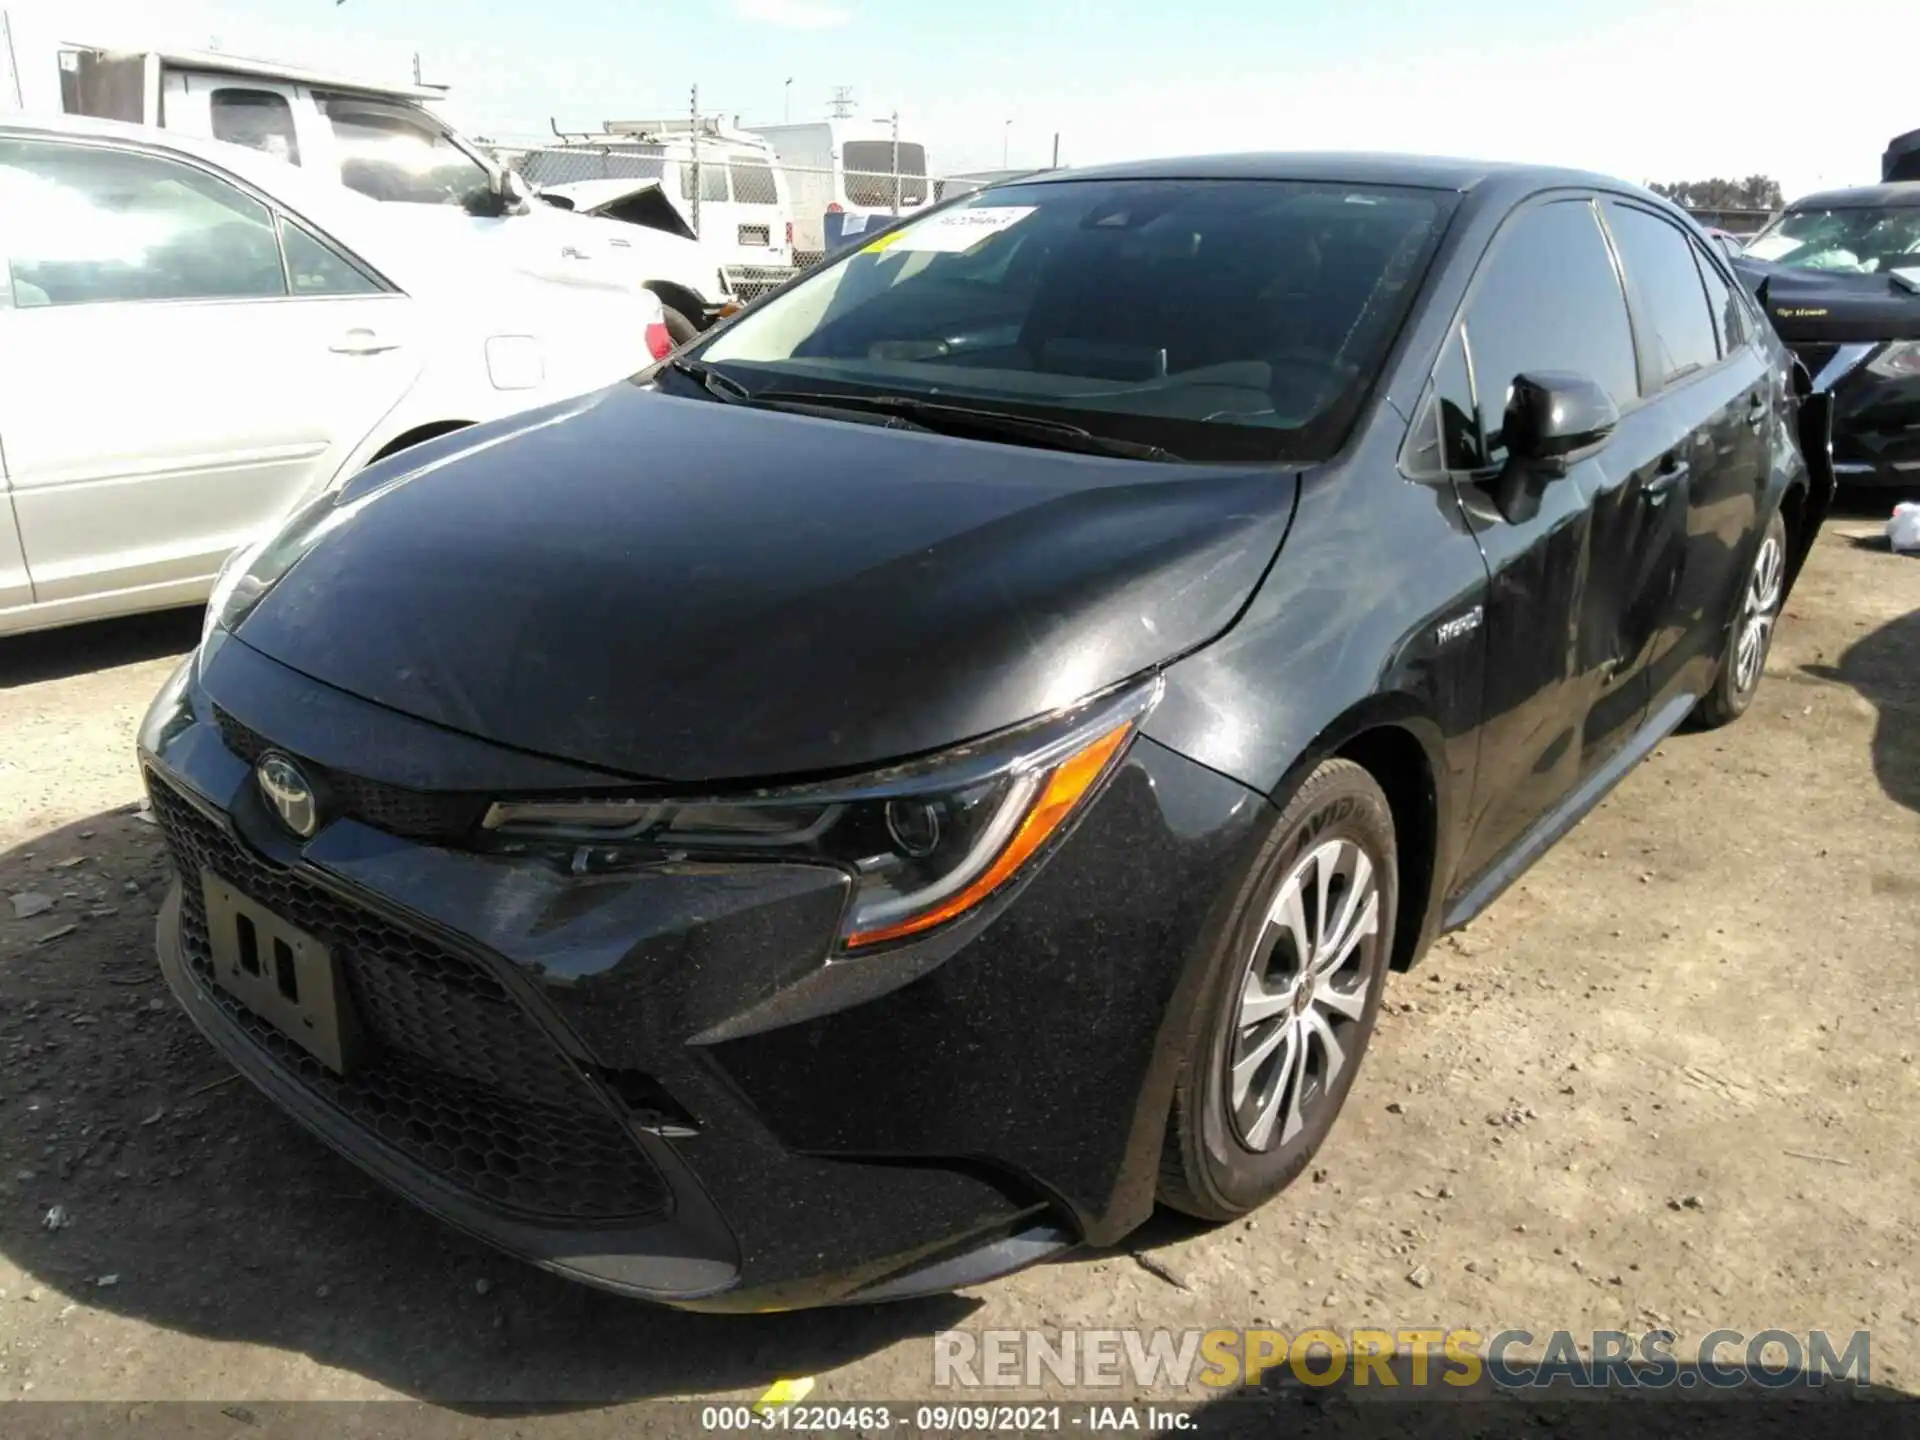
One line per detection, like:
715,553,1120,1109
149,773,670,1224
215,708,488,844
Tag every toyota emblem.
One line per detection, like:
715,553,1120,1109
256,752,319,839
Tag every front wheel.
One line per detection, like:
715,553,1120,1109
1159,758,1397,1221
1691,507,1787,729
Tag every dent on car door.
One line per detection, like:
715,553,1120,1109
0,136,413,609
1441,196,1652,890
1600,201,1771,714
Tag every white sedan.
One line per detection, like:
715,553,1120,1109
0,114,672,638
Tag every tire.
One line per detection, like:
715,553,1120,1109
661,306,701,346
1159,758,1397,1221
1690,507,1788,730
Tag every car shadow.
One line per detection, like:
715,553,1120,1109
1,607,203,689
1802,607,1920,816
0,808,976,1411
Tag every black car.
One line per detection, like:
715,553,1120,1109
1732,183,1920,490
139,154,1833,1313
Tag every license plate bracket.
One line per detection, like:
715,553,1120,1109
202,870,361,1074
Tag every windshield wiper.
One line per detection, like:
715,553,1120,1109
750,390,1179,461
665,357,751,403
667,357,750,401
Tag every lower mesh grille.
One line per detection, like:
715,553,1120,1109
149,772,669,1224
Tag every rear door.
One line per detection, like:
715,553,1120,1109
1600,200,1770,714
0,134,419,606
1440,195,1661,886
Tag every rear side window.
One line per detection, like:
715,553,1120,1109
1605,203,1721,387
279,217,382,296
1462,198,1639,468
211,89,302,165
1691,240,1745,356
729,160,779,205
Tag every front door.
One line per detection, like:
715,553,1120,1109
1440,196,1658,886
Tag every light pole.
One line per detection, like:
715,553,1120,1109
1003,119,1011,169
784,77,793,123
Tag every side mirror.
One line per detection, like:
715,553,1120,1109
491,168,533,215
1489,371,1618,523
1502,371,1619,469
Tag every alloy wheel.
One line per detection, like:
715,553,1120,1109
1225,837,1383,1152
1733,532,1785,695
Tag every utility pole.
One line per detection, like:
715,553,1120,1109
890,110,900,216
1,9,22,110
829,85,855,119
688,84,701,238
412,51,422,85
1051,132,1060,170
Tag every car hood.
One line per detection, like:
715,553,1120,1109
231,386,1298,784
1732,257,1920,344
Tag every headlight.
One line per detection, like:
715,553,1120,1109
1867,340,1920,379
482,678,1161,950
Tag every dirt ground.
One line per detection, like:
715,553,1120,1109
0,511,1916,1419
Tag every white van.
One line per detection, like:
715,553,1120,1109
743,118,932,259
519,120,796,273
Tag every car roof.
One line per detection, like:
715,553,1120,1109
1786,180,1920,210
1012,151,1644,197
0,112,455,290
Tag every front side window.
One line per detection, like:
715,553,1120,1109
320,94,492,208
211,89,302,165
1743,205,1920,274
0,137,286,307
1604,203,1721,389
1462,198,1639,468
694,177,1453,463
843,141,928,207
1404,328,1483,477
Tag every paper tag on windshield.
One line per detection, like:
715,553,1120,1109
867,206,1036,254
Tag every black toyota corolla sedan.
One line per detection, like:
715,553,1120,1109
1731,183,1920,490
139,154,1833,1312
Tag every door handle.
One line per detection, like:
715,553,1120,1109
1646,455,1690,502
1745,390,1768,430
328,328,400,355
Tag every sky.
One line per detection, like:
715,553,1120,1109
3,0,1914,197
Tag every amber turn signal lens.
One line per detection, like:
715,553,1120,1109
843,719,1134,949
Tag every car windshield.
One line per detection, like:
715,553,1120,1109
689,177,1454,463
1743,205,1920,274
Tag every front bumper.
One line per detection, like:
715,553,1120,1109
139,638,1266,1310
